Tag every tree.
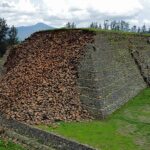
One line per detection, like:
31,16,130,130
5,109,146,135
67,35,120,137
137,27,141,33
0,18,18,57
120,21,129,32
0,18,8,41
141,25,146,33
115,22,120,31
110,20,117,30
120,20,125,31
110,20,130,31
110,20,120,31
66,22,71,28
148,28,150,33
90,22,98,29
98,24,102,29
104,20,109,30
71,22,76,28
66,22,76,29
124,22,129,32
131,25,137,33
0,18,9,57
8,25,18,45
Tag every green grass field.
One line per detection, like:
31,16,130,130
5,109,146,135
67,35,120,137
38,88,150,150
0,139,25,150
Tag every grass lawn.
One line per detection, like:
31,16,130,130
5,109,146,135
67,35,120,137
0,139,25,150
38,88,150,150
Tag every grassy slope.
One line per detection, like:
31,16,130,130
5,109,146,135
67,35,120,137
0,139,25,150
38,88,150,150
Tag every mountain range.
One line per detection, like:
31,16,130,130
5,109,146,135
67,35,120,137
17,23,54,41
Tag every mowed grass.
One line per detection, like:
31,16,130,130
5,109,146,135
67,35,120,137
38,88,150,150
0,139,25,150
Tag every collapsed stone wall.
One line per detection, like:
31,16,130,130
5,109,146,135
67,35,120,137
78,33,149,118
0,29,94,124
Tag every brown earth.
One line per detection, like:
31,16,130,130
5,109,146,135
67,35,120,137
0,29,95,124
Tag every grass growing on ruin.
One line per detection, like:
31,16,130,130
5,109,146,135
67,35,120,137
85,28,150,36
38,88,150,150
39,28,150,37
0,139,25,150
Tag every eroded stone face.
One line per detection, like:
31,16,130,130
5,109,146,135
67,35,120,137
78,33,149,118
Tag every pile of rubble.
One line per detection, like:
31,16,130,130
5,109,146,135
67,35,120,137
0,29,94,124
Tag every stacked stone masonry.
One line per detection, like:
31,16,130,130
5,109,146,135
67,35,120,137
78,32,149,118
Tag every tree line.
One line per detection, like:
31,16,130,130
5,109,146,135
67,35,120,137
0,18,18,57
66,20,150,33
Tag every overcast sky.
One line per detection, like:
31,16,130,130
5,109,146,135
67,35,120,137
0,0,150,27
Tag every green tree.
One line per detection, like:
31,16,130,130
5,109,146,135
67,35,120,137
90,22,98,29
137,27,141,33
0,18,18,57
148,28,150,33
131,25,137,32
120,21,129,32
141,25,146,33
66,22,71,28
0,18,9,57
98,23,102,29
71,22,76,28
8,25,18,45
104,20,109,30
110,20,117,30
110,20,129,31
66,22,76,29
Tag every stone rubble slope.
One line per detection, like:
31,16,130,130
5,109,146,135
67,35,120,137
0,29,94,124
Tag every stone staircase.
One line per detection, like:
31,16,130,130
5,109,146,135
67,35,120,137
0,113,96,150
1,128,54,150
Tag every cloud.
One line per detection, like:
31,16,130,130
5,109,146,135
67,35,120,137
0,0,149,27
1,2,11,8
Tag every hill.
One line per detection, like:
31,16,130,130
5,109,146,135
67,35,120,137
17,23,54,41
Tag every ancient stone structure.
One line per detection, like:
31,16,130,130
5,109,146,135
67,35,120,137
78,32,150,118
0,29,149,124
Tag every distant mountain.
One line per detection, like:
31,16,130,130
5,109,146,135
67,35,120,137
17,23,54,41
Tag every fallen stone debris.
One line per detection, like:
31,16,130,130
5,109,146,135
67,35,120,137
0,29,94,124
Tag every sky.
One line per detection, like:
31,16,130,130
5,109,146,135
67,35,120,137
0,0,150,28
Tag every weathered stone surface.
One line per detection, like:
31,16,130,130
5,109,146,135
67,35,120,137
78,33,149,118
